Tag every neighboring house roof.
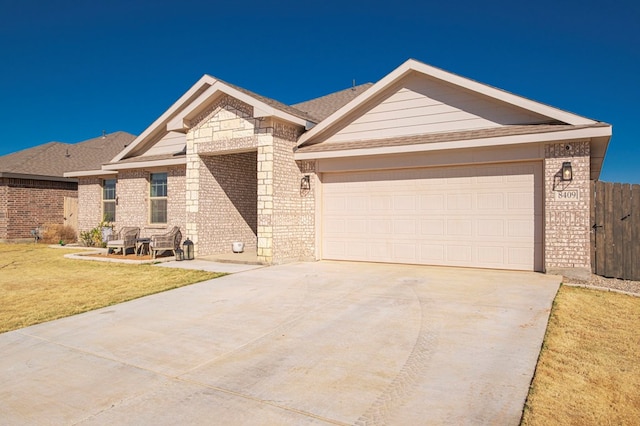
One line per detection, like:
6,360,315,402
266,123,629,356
0,132,136,181
292,83,374,122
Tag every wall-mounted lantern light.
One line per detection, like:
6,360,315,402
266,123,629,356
561,162,573,182
300,175,311,190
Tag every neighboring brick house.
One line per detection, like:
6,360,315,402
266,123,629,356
0,132,135,241
67,59,611,276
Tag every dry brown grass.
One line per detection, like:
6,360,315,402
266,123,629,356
522,285,640,425
0,244,222,333
40,224,77,244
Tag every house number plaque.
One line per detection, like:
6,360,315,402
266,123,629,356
554,190,580,201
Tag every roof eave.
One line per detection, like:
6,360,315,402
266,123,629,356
294,125,612,161
63,170,118,178
102,157,186,171
0,172,78,183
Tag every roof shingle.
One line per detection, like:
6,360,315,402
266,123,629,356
0,131,136,178
292,83,373,122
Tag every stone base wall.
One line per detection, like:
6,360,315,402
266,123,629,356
544,140,591,271
1,178,77,240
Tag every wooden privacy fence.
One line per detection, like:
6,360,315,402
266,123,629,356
591,181,640,280
63,196,78,232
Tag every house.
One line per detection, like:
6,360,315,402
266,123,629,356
0,132,135,241
66,59,611,276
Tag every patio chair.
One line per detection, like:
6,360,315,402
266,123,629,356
150,226,182,259
106,227,140,256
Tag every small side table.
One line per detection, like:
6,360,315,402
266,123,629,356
136,238,151,256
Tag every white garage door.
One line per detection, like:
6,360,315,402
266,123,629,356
321,162,542,271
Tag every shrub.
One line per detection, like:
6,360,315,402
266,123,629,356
41,224,78,245
79,219,113,247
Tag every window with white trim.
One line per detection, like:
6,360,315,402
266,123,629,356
149,172,168,224
102,178,116,222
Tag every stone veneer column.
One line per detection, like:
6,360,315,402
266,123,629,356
185,132,200,255
544,140,591,277
257,133,274,262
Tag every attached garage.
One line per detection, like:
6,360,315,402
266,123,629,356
321,162,543,271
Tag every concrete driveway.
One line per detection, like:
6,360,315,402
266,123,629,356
0,261,560,425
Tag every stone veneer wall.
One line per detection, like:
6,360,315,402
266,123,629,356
544,140,591,272
0,178,77,240
197,152,257,255
78,167,186,238
186,96,268,257
184,95,314,262
268,121,315,263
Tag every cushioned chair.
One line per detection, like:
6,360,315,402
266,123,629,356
150,226,182,259
106,227,140,256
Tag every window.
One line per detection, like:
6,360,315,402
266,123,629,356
150,172,168,224
102,179,116,222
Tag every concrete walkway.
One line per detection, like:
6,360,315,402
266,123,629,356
0,261,560,425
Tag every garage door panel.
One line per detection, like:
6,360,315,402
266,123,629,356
447,245,472,262
477,246,505,264
421,219,445,235
322,162,542,271
477,219,504,237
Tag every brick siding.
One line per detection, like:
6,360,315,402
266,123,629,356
544,140,591,271
0,177,77,240
196,152,257,255
78,167,186,238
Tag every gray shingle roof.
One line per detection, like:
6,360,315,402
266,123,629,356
295,123,610,153
0,131,136,179
292,83,374,122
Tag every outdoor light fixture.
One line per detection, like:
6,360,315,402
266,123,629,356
175,248,184,261
561,162,573,182
300,175,311,190
183,238,194,260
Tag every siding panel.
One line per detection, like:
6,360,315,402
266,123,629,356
329,75,553,143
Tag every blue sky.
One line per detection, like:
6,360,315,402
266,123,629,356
1,0,638,183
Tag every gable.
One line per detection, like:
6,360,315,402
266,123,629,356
326,73,560,144
141,131,186,157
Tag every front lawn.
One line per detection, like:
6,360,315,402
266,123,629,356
522,285,640,424
0,244,222,333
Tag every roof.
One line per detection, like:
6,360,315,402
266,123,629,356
221,78,317,122
297,59,600,148
291,83,374,122
0,132,136,180
112,75,316,165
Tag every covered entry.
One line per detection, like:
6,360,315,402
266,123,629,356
321,162,543,271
